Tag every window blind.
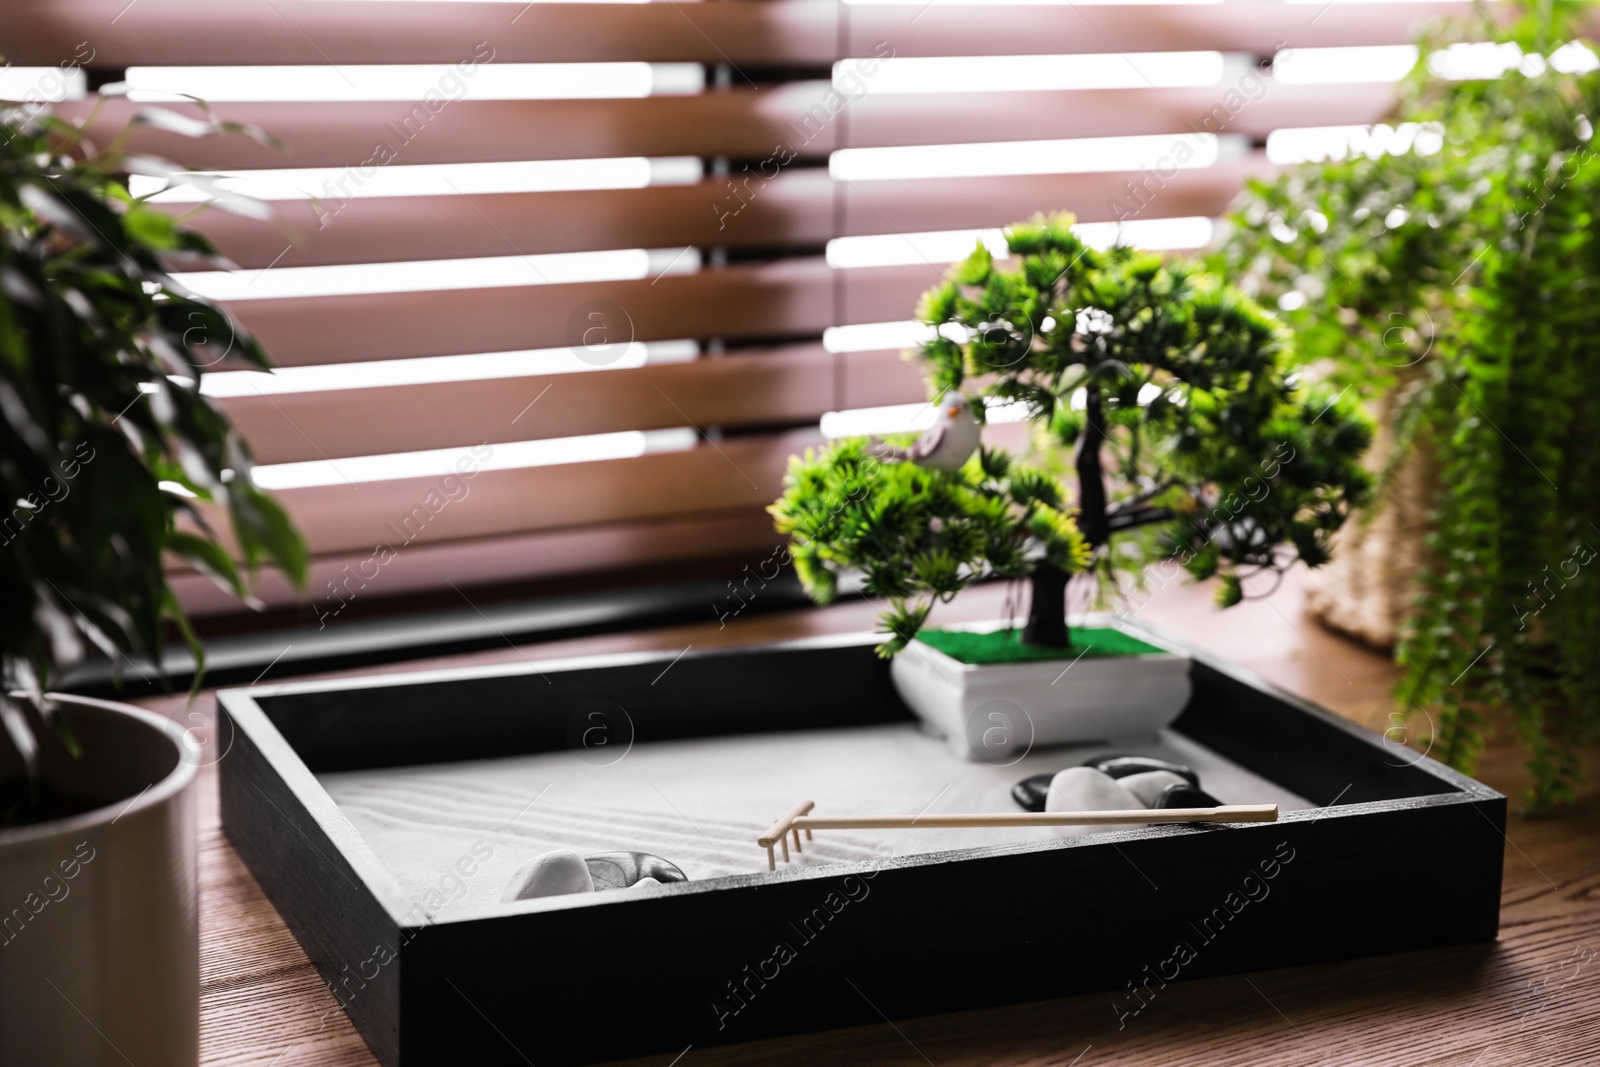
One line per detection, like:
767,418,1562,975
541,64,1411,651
10,0,1463,618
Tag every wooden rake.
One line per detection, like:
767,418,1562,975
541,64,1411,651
757,798,1278,870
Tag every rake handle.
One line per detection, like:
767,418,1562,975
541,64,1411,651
791,804,1279,831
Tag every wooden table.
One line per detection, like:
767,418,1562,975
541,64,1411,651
137,570,1600,1066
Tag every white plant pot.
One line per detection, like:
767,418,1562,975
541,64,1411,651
0,694,198,1067
890,620,1193,761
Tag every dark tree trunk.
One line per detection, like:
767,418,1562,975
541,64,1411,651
1022,561,1071,648
1020,385,1111,649
1076,385,1111,549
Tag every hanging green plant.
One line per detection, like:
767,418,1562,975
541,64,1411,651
1211,2,1600,811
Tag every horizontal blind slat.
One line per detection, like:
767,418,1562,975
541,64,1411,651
841,348,925,410
55,90,840,170
839,262,967,326
837,156,1276,238
229,252,1223,366
226,259,836,365
225,343,837,463
207,429,822,556
12,1,1464,66
177,173,836,269
11,0,841,66
184,159,1269,269
63,82,1395,172
848,3,1470,58
847,84,1400,148
170,508,787,616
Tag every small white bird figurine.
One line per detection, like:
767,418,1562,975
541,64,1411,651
881,392,981,472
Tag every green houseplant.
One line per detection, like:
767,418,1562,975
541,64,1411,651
1,103,305,1065
772,215,1371,756
1210,2,1600,811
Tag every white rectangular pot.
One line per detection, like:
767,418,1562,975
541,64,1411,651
890,620,1193,761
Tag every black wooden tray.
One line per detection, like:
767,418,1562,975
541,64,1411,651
216,627,1504,1066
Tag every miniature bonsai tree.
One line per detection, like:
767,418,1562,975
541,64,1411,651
773,214,1372,656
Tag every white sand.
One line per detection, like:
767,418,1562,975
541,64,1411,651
321,723,1310,916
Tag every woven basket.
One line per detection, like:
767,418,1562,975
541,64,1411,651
1304,386,1438,651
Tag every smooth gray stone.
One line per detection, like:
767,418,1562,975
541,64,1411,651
1119,770,1193,808
1044,767,1147,836
1154,783,1223,809
1011,772,1055,812
584,851,687,891
501,848,594,902
1084,754,1200,786
1017,755,1201,812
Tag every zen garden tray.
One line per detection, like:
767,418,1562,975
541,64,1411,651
216,624,1506,1066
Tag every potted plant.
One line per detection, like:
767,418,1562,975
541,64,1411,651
772,215,1371,758
1,106,305,1064
1210,2,1600,811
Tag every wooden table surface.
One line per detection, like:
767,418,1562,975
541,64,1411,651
135,570,1600,1067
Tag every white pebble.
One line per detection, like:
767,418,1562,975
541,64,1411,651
1045,767,1147,836
1117,770,1192,808
501,849,595,901
628,877,663,891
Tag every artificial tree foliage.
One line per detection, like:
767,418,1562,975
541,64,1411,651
771,437,1090,656
1209,2,1600,811
773,215,1372,656
0,106,306,816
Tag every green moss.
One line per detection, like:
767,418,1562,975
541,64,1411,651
916,627,1163,665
